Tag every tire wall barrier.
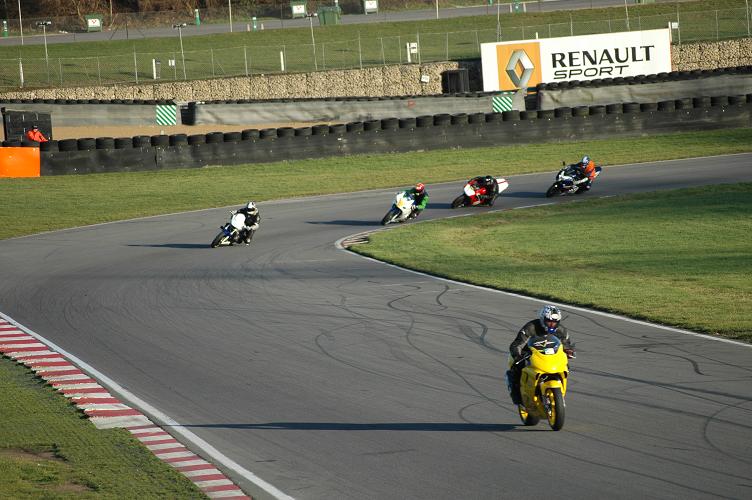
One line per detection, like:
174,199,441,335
191,93,524,126
538,72,752,110
39,96,752,175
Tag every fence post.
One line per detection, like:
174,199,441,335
244,46,248,76
133,49,138,84
358,33,363,70
18,58,23,88
211,48,215,77
380,37,385,65
322,42,326,70
445,32,449,61
97,56,101,85
59,58,63,86
715,10,719,40
569,13,573,36
417,32,421,65
398,35,402,64
747,0,751,36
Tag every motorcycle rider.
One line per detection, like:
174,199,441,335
571,155,597,190
233,201,260,244
406,182,429,219
507,305,574,405
468,175,499,205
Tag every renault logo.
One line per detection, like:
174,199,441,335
506,49,535,89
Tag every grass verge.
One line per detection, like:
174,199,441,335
352,184,752,342
0,356,207,498
2,127,752,241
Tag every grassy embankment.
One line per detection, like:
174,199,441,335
0,0,747,86
354,183,752,342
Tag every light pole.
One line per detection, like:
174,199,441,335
624,0,630,31
306,12,318,71
36,21,51,62
36,20,51,83
17,0,22,45
228,0,233,33
173,23,187,80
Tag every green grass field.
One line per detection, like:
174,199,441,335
2,127,752,241
353,184,752,342
1,0,749,88
0,356,207,498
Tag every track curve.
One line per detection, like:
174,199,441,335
1,154,751,499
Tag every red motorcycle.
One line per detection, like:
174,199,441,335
451,177,509,208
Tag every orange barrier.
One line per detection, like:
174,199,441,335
0,147,40,178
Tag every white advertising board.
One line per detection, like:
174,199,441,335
481,29,672,92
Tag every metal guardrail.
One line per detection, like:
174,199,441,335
1,7,750,90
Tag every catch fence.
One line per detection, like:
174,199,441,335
1,7,750,90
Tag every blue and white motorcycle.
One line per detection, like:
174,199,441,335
210,211,250,248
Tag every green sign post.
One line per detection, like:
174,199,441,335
194,9,200,26
512,0,523,13
2,20,8,38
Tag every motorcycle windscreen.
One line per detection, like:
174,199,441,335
231,213,246,230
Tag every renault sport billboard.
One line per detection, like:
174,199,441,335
481,29,672,92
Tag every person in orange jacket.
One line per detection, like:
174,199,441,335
572,155,596,190
25,125,48,143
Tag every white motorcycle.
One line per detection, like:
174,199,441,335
380,191,416,226
451,177,510,208
210,211,251,248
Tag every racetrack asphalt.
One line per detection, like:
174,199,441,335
1,154,751,499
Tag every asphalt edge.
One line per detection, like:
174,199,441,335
0,314,252,500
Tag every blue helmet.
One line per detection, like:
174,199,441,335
539,305,562,334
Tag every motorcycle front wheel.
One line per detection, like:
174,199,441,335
210,233,230,248
545,184,560,198
518,404,540,426
381,207,400,226
545,387,565,431
451,195,466,209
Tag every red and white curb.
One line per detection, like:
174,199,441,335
0,318,251,499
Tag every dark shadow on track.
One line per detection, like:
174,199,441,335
178,421,519,432
307,220,381,226
501,191,547,199
127,243,209,249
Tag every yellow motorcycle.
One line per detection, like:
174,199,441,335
506,334,573,431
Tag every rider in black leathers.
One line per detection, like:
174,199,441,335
507,305,574,405
234,201,261,244
469,175,499,205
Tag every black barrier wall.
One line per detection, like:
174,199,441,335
38,94,752,175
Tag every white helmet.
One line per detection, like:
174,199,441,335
539,305,562,333
581,155,590,165
246,201,258,214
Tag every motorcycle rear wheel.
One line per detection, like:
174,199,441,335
210,233,229,248
451,195,466,209
545,185,560,198
381,207,400,226
545,387,565,431
518,405,539,426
